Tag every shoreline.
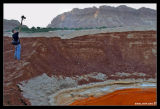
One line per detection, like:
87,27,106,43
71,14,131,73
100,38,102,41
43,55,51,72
69,87,156,106
48,78,156,105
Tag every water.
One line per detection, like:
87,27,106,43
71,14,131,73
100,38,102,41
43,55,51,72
140,83,156,87
100,86,111,91
115,86,134,90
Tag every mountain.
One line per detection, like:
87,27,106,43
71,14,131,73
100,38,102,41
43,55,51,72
47,5,156,28
3,19,28,32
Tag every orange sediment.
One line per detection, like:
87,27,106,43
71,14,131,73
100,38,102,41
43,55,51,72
70,88,156,106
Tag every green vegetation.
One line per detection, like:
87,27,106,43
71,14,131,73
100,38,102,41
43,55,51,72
96,26,107,29
13,26,108,33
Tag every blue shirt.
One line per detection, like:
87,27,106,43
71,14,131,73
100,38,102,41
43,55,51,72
12,32,20,44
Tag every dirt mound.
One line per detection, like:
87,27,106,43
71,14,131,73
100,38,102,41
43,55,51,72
3,30,156,105
70,88,156,106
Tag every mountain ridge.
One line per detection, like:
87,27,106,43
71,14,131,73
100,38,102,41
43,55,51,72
3,19,28,32
47,5,156,28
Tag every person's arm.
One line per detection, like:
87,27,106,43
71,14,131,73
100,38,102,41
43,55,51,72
18,19,23,33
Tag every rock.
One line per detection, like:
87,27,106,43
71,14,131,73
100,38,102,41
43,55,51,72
3,19,28,32
17,73,77,105
47,5,156,28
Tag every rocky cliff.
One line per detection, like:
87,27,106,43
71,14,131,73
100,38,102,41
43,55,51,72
47,5,156,28
3,19,28,32
3,30,156,105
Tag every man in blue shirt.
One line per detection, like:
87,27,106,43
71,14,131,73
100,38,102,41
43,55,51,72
12,15,26,60
12,29,21,60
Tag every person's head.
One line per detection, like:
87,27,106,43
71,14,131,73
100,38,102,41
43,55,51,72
12,29,17,33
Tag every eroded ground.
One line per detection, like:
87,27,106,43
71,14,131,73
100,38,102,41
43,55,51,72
3,30,157,105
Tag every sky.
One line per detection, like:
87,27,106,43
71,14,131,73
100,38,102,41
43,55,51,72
4,3,156,28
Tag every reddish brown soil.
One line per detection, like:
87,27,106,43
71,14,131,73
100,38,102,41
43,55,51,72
3,31,156,105
70,88,156,106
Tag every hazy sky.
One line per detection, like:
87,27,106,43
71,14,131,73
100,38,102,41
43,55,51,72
4,3,156,28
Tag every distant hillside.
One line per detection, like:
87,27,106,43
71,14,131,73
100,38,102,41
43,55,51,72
47,5,157,28
3,19,28,32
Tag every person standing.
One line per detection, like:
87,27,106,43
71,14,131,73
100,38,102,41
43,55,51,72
12,28,21,60
11,15,26,60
